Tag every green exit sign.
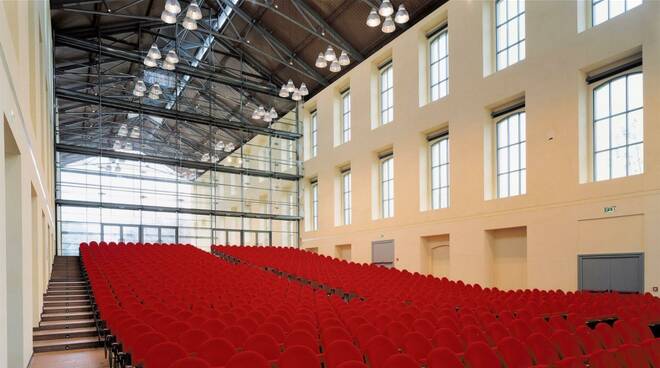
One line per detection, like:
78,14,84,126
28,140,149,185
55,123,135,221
604,206,616,214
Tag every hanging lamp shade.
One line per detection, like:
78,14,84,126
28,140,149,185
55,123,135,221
147,43,161,59
292,89,302,101
338,50,350,66
378,0,394,17
186,0,203,20
161,10,177,24
251,108,261,119
286,79,295,93
135,80,147,92
161,60,175,71
315,52,328,68
263,114,273,123
133,88,144,97
164,0,182,14
269,107,278,119
165,50,179,64
279,84,289,98
324,46,337,62
299,83,309,96
113,140,122,150
394,4,410,24
130,126,140,138
143,57,157,67
151,83,163,95
118,124,128,137
382,16,396,33
329,60,341,73
257,105,266,117
215,141,225,151
366,8,381,27
148,92,159,100
182,16,197,30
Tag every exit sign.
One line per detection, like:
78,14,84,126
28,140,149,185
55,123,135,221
604,206,616,214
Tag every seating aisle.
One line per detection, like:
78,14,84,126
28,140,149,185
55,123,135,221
82,242,659,368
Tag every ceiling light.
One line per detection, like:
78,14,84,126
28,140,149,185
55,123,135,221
211,154,219,163
382,16,396,33
135,79,147,92
150,83,163,95
315,52,327,68
338,50,350,66
164,0,181,14
299,83,309,96
286,79,295,93
257,105,266,117
161,10,177,24
161,60,175,71
329,60,341,73
182,16,197,30
215,141,225,151
117,124,128,137
279,84,289,98
225,143,235,152
395,4,409,24
147,43,161,60
251,108,261,120
165,50,179,64
130,126,140,139
324,46,337,62
378,0,394,17
132,87,144,97
125,142,133,151
113,140,121,150
143,56,157,68
263,114,272,123
148,92,159,100
366,8,381,27
186,0,203,20
201,153,210,162
292,89,302,101
269,107,278,119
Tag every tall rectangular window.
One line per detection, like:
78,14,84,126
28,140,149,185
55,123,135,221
430,134,450,209
379,62,394,125
496,111,526,198
380,154,394,218
592,0,642,26
310,111,318,158
341,90,351,143
341,170,352,225
495,0,525,71
429,28,449,102
592,72,643,181
310,180,318,230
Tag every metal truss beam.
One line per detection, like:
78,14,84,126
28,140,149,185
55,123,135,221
54,34,282,97
56,143,302,181
56,199,301,221
55,88,300,140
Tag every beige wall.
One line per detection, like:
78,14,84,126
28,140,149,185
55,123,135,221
300,0,660,295
0,1,55,367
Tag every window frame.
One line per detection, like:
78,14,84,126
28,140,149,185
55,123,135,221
379,62,394,125
310,180,318,231
590,70,644,182
380,154,394,218
310,110,318,158
495,0,526,71
429,133,450,210
591,0,643,27
495,110,526,198
341,170,352,225
428,27,449,102
341,89,351,143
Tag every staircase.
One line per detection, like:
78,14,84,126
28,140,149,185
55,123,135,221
33,256,101,352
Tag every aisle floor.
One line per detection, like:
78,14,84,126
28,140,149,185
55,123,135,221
30,348,108,368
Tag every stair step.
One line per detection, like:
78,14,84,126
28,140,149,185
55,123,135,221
43,300,90,307
44,294,89,301
41,312,94,322
50,281,86,285
33,336,101,353
33,327,97,341
43,306,92,314
35,319,96,331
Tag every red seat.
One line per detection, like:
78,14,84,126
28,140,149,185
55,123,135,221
257,322,286,343
526,332,561,365
143,342,187,368
178,329,209,352
322,327,353,348
198,337,235,367
464,341,502,368
278,345,320,368
365,335,398,368
412,319,435,339
336,362,368,368
497,336,534,368
588,349,619,368
485,322,510,343
616,343,653,368
594,323,622,349
285,329,319,353
549,330,585,359
402,332,432,362
355,324,379,348
221,325,250,348
385,321,410,348
427,347,463,368
244,333,281,361
130,332,167,366
325,340,363,368
383,353,418,368
432,328,466,354
168,357,210,368
200,319,226,338
225,351,269,368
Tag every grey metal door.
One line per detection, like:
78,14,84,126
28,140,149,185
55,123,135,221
372,240,395,268
579,253,644,293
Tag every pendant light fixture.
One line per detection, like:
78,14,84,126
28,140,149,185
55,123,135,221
291,89,302,101
299,83,309,96
251,108,261,120
201,153,210,162
315,52,328,68
161,10,177,24
324,46,337,62
165,50,179,64
338,50,350,66
117,124,128,137
161,60,175,71
366,1,409,33
164,0,181,14
143,57,157,68
279,85,289,98
329,60,341,73
186,0,203,20
378,0,394,16
269,107,278,119
182,16,198,30
215,141,225,151
147,43,161,60
286,79,295,93
130,126,140,139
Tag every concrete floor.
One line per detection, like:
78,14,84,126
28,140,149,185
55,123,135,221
30,348,108,368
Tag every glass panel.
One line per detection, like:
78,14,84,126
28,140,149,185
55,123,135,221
627,110,643,144
627,73,643,110
143,227,159,243
103,225,120,242
627,143,643,176
161,227,176,244
610,114,626,147
595,151,610,181
611,147,627,179
594,119,610,152
594,85,610,120
610,77,627,115
122,226,139,242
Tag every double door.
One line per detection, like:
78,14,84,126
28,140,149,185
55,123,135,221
213,229,271,246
